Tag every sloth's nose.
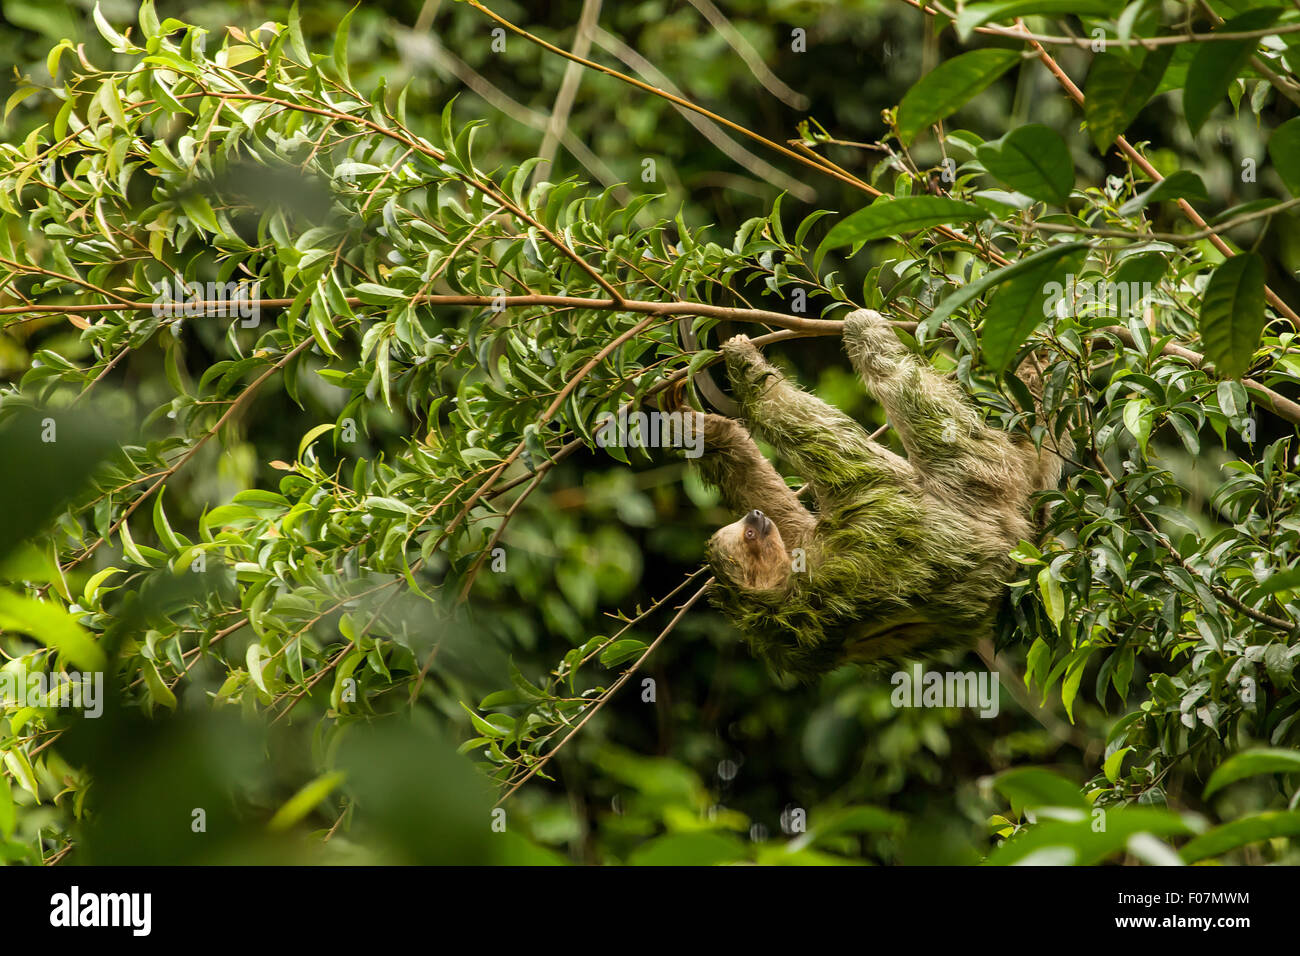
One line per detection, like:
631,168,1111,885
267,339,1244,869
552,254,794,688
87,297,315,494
750,510,764,519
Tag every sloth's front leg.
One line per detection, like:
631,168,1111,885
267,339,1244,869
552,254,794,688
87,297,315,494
721,334,910,491
695,412,814,548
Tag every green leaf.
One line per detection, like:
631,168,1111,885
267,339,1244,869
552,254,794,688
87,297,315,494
0,775,13,838
1268,117,1300,198
1104,746,1132,783
993,767,1089,811
599,639,647,667
117,517,155,568
956,0,1119,40
1122,397,1154,453
4,86,40,122
333,5,357,89
268,771,346,831
1117,170,1208,216
1180,811,1300,862
897,49,1022,146
354,282,407,304
0,593,105,671
1083,46,1174,151
1217,379,1245,418
363,496,416,517
976,124,1074,206
458,702,510,738
1199,253,1266,379
150,76,193,117
138,0,161,37
2,751,39,802
794,805,903,848
922,241,1087,341
1061,653,1087,722
1113,250,1168,292
287,2,311,64
1203,748,1300,798
92,1,131,49
981,246,1086,370
986,806,1191,865
1254,567,1300,596
819,196,989,260
1037,566,1065,632
298,423,336,459
1184,9,1281,135
178,192,220,233
98,82,128,130
141,659,177,710
246,643,269,694
45,39,74,80
152,489,185,552
494,831,571,865
628,831,748,866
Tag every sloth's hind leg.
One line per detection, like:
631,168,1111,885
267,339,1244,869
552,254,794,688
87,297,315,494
842,309,1009,489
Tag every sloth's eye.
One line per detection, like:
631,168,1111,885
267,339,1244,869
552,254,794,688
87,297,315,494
744,528,755,540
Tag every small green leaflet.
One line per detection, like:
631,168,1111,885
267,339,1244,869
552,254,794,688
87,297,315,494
920,241,1088,343
817,196,988,266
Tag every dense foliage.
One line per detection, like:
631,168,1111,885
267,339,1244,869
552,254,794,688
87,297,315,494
1,0,1299,865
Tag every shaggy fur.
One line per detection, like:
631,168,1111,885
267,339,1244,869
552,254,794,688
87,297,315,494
696,309,1065,681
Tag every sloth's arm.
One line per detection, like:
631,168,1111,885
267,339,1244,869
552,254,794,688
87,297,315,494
721,334,912,491
696,414,815,546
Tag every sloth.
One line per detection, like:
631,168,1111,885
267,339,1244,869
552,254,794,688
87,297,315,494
692,308,1066,681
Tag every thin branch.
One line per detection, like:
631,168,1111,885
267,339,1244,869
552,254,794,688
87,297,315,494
419,27,630,201
909,0,1300,48
457,467,549,602
494,578,711,805
1017,196,1300,243
15,282,1300,426
1193,0,1300,109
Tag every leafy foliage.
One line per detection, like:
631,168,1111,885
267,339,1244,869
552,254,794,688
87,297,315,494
0,0,1299,865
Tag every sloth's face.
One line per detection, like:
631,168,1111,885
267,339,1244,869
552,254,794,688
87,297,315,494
707,509,789,591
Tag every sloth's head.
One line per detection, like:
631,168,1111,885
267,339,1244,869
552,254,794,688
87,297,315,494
707,509,789,591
